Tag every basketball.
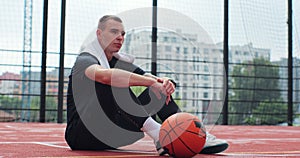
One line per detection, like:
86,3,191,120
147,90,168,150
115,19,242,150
159,112,206,158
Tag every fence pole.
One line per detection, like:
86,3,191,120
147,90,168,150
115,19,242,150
40,0,48,123
222,0,229,125
57,0,66,123
287,0,293,126
151,0,157,76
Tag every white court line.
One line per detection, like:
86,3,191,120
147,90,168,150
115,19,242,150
223,152,300,157
0,141,158,155
34,142,70,149
226,137,300,144
0,141,69,149
2,141,300,156
227,138,300,141
107,149,156,154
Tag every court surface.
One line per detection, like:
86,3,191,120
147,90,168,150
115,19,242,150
0,122,299,158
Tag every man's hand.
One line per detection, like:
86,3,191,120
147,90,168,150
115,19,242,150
149,81,167,101
144,73,176,105
157,77,176,105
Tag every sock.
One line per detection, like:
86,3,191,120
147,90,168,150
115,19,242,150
141,117,161,143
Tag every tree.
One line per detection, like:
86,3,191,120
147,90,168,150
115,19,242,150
244,99,287,125
30,96,58,122
0,96,22,120
229,57,282,124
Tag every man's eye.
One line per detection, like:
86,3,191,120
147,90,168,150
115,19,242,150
111,30,118,34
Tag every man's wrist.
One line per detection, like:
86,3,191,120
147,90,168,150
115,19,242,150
169,79,177,88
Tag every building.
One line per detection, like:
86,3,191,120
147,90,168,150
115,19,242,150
0,72,21,97
229,42,270,64
122,29,271,121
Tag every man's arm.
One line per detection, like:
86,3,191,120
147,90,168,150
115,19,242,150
144,73,176,94
85,64,168,97
144,73,177,87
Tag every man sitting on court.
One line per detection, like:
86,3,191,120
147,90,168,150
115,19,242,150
65,15,229,155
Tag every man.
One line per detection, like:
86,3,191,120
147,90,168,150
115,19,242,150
65,15,228,155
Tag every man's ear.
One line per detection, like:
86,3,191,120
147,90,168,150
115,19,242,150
96,29,102,37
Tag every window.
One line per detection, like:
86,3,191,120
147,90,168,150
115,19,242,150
175,92,179,97
193,47,197,54
184,47,188,54
165,45,172,52
204,65,209,72
171,37,177,43
183,83,187,90
244,51,249,56
202,75,209,81
176,47,180,53
255,52,259,57
203,83,209,89
183,92,187,99
204,48,209,54
163,36,168,42
203,92,208,98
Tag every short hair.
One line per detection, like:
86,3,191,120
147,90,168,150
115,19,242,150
98,15,123,30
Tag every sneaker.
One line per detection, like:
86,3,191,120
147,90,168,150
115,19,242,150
200,133,229,154
155,141,169,156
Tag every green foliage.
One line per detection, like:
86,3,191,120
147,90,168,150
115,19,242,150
0,96,22,111
0,96,22,120
130,86,147,96
244,100,287,125
30,96,58,122
0,95,60,122
229,57,283,125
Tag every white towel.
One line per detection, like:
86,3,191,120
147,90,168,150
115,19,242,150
80,38,110,69
80,38,135,68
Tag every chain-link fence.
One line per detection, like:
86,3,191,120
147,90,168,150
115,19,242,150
0,0,299,125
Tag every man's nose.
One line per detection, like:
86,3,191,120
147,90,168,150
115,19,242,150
116,33,124,40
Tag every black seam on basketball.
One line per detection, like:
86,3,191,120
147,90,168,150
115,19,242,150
170,141,175,157
178,136,198,155
169,123,198,156
168,119,185,136
161,119,184,145
184,129,206,139
160,128,169,143
161,120,172,143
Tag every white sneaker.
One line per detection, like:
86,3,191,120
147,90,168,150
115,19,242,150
155,141,169,156
200,133,229,154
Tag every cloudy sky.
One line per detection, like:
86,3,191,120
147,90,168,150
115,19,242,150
0,0,299,73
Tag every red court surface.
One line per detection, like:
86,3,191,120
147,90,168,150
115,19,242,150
0,122,300,158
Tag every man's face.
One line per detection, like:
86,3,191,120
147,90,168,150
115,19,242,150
97,19,125,53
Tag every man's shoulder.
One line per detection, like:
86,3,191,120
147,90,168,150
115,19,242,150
78,52,97,59
72,52,99,71
76,52,99,63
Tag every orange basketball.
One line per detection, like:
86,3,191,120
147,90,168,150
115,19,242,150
159,112,206,158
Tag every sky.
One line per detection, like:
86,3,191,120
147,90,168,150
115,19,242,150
0,0,299,74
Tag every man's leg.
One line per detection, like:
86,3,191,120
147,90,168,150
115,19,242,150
137,88,180,122
138,88,229,154
109,88,168,155
65,120,115,150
